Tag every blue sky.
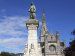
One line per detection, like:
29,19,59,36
0,0,75,53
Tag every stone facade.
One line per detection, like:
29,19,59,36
40,12,65,56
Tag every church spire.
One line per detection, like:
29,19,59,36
41,10,48,42
42,10,46,24
42,10,48,32
28,2,36,19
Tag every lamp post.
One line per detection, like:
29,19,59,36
44,32,48,56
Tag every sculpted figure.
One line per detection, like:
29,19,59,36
29,2,36,19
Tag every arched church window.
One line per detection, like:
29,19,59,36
49,45,56,51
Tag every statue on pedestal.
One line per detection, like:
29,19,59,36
29,2,36,19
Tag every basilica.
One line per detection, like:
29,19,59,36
24,3,65,56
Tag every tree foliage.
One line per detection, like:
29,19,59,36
64,40,75,56
0,52,16,56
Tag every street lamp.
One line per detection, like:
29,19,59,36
44,31,48,56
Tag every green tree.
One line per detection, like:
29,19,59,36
1,52,12,56
64,30,75,56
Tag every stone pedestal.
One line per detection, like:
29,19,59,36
24,19,42,56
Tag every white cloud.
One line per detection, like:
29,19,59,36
0,37,27,53
0,16,28,37
0,38,26,47
0,16,28,53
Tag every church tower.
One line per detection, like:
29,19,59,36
24,3,42,56
41,11,48,42
41,12,65,56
